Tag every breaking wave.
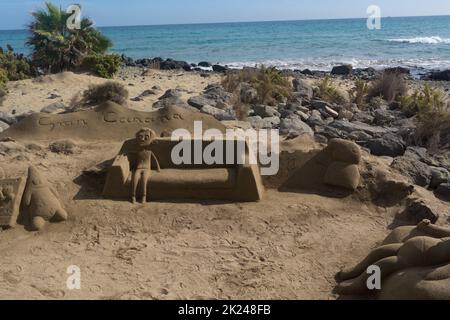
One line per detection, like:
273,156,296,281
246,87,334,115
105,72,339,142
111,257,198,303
387,36,450,44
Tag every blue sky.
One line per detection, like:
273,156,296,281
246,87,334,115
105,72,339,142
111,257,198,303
1,0,449,30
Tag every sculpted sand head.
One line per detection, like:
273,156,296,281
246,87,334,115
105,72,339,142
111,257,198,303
136,128,157,147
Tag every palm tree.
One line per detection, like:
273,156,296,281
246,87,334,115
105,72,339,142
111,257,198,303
27,2,112,73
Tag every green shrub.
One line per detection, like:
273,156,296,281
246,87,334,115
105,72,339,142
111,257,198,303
27,2,112,73
83,54,121,78
400,85,450,150
70,81,129,111
0,46,34,81
0,68,7,105
318,76,348,104
367,71,407,103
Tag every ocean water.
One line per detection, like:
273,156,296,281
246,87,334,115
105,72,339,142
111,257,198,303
1,16,450,73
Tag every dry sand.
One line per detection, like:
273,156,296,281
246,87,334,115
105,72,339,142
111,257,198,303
0,70,444,300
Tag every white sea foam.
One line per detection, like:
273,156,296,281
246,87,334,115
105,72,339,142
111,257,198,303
223,57,450,76
387,36,450,44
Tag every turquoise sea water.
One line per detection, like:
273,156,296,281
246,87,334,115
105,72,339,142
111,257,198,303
1,16,450,73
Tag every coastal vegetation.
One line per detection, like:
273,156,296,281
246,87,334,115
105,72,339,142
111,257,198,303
317,76,348,104
70,82,129,111
367,71,408,103
400,85,450,150
27,2,114,76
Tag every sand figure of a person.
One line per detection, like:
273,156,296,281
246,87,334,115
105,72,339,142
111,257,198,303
131,128,161,204
22,166,68,231
335,219,450,295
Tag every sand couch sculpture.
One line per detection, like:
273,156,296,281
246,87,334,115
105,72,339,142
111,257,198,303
103,129,265,202
335,219,450,299
0,166,67,230
0,101,226,142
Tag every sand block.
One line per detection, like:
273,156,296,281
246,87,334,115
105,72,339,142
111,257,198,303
0,177,25,228
0,101,226,142
324,162,360,191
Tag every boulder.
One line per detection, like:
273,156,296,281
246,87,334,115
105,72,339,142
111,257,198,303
436,183,450,201
188,95,215,109
429,166,450,189
330,120,388,136
212,65,228,73
198,61,212,68
0,120,9,133
253,105,280,118
364,134,406,157
427,70,450,81
391,156,432,187
331,64,353,76
0,112,18,125
200,105,236,121
338,110,354,120
40,102,68,114
352,111,374,125
280,117,314,136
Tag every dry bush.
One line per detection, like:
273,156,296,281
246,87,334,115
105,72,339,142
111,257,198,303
70,81,129,111
222,65,292,107
367,71,408,103
317,76,348,104
350,79,369,107
400,85,450,150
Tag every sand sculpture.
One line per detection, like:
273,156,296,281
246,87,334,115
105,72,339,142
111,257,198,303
22,166,68,231
103,129,265,202
281,138,361,192
131,128,161,203
335,219,450,299
0,101,226,142
0,177,25,228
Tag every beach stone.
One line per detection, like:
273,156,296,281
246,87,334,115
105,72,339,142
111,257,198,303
338,110,354,120
352,111,375,124
364,134,406,157
311,100,330,110
188,95,215,109
427,70,450,81
324,162,360,190
374,108,401,126
198,61,212,67
212,65,228,73
200,105,236,121
0,177,26,228
40,102,68,114
330,120,388,136
391,156,432,187
0,120,9,133
436,183,450,201
280,117,314,136
324,106,339,118
348,130,372,142
248,116,280,129
385,66,410,75
429,166,450,189
0,112,17,125
331,64,353,76
307,110,325,128
253,105,280,118
296,111,309,121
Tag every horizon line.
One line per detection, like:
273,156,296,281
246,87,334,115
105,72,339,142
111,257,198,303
1,13,449,31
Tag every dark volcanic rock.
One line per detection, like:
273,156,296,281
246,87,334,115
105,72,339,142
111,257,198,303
391,156,432,187
426,70,450,81
198,61,212,68
399,199,439,224
364,134,406,157
436,183,450,201
212,65,228,73
331,64,353,76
